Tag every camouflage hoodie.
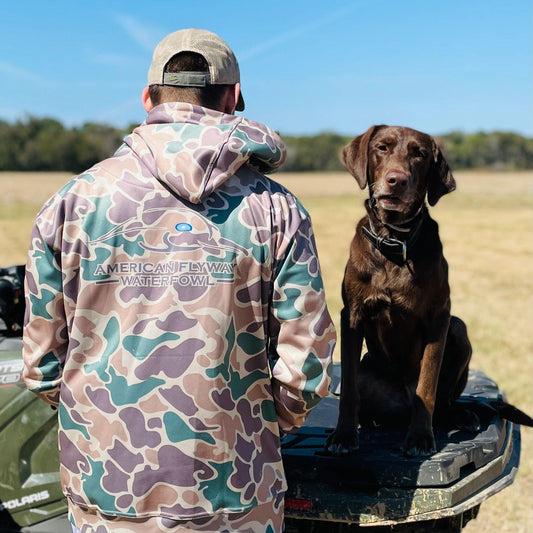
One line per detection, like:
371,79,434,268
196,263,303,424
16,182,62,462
23,103,335,521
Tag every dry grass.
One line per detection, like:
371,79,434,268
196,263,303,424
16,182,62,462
1,170,532,531
0,172,73,265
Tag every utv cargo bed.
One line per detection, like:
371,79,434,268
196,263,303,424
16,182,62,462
282,365,520,532
0,331,522,533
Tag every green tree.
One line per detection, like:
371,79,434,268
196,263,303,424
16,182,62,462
70,123,125,172
283,132,350,171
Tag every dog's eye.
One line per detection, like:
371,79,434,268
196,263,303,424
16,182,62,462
413,147,427,158
377,144,388,152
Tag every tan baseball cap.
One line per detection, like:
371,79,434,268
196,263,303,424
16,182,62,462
148,28,245,111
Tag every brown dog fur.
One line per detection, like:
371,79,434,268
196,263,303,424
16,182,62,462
326,125,476,457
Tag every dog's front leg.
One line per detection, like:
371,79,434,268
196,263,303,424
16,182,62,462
326,306,364,455
404,311,451,457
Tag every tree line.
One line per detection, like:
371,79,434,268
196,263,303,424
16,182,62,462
282,131,533,172
0,117,129,173
1,116,532,173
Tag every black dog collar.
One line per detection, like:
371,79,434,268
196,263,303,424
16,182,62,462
362,204,426,265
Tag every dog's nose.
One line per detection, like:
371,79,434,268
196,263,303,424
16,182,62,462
385,171,408,188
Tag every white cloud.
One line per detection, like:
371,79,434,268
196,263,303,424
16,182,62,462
239,2,362,61
0,60,54,86
113,13,161,51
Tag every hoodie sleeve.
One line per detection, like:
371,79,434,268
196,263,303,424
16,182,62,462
269,211,336,434
22,201,67,408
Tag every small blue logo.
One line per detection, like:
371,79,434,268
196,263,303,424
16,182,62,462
175,222,193,232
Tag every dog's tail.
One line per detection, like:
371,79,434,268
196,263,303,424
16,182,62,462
489,399,533,427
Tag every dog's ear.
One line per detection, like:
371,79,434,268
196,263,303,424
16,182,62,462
427,139,456,206
341,126,380,189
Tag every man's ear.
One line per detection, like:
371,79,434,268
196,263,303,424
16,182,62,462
233,83,241,112
221,83,240,115
142,87,154,112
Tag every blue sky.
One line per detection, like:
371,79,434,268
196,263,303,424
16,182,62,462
1,0,531,137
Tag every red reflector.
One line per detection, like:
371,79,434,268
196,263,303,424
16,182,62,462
285,497,312,511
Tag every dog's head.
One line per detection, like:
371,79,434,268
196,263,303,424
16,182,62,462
341,125,455,221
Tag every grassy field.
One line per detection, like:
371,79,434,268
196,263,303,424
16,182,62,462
1,170,532,531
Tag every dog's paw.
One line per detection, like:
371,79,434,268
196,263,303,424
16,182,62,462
325,428,360,456
402,430,436,457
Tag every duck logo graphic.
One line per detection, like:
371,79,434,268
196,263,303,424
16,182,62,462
90,208,249,257
90,208,248,288
142,210,249,257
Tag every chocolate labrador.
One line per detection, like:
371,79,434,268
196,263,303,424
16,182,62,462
326,125,533,458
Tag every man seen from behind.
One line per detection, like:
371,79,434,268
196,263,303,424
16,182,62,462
23,28,336,533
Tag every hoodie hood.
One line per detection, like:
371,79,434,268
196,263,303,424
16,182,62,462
122,103,286,204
